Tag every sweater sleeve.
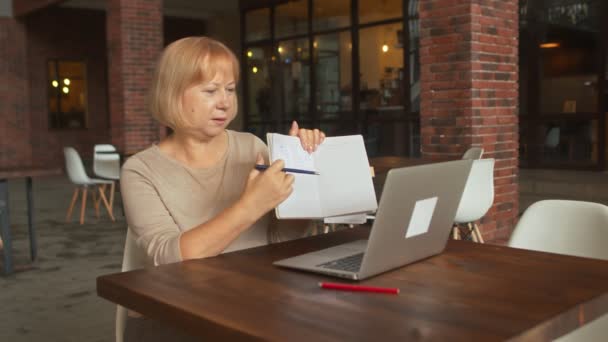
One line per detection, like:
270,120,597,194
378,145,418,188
251,134,312,242
120,157,183,266
252,134,270,163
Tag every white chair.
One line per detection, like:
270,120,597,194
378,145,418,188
452,159,495,242
115,229,147,342
545,127,560,149
509,200,608,259
462,147,484,160
93,144,120,218
509,200,608,341
64,147,115,224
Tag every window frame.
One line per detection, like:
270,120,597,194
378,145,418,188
241,0,420,156
46,58,89,130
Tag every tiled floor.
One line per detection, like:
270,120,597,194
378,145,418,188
1,176,124,342
1,168,606,341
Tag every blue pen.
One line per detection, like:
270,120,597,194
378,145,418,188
255,164,320,175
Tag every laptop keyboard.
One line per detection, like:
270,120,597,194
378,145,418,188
317,253,364,273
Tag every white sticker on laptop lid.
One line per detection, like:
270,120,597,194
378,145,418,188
405,197,438,238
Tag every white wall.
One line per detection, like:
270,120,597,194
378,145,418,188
0,0,12,17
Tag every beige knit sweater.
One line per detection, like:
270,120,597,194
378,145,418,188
120,130,307,267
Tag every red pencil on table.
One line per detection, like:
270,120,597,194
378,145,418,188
318,282,400,295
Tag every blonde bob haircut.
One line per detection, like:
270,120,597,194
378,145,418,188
148,36,240,130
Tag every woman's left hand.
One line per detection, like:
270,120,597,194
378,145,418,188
288,121,326,153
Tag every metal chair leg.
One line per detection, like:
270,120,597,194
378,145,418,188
26,177,37,261
1,179,14,275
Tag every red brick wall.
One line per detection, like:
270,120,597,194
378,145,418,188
12,0,64,17
0,18,32,167
419,0,519,241
107,0,163,155
0,4,205,167
26,7,109,166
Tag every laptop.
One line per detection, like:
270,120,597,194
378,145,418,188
273,159,474,280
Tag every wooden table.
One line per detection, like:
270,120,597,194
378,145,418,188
0,166,62,275
97,227,608,341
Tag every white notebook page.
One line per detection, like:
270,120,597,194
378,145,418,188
315,135,377,217
268,134,322,218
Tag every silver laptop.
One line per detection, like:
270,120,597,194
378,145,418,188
273,159,474,280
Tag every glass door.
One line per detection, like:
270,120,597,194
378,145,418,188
520,0,605,169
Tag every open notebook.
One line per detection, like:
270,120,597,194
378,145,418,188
267,133,377,219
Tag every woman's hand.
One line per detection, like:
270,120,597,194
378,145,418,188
288,121,326,153
239,154,294,216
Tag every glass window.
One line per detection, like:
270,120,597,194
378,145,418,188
319,122,359,141
313,0,350,32
605,44,608,113
519,27,531,116
246,123,274,142
359,23,405,116
359,0,402,25
278,120,314,134
539,36,599,114
408,4,421,112
246,45,273,122
313,32,352,120
544,0,599,30
519,0,529,25
275,0,308,39
540,120,598,164
242,0,419,158
48,60,87,129
519,119,531,163
275,38,311,122
245,8,270,42
363,120,418,157
539,27,599,115
539,1,600,115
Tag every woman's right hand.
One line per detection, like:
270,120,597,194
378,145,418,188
239,154,294,216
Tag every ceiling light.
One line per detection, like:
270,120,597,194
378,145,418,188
540,42,559,48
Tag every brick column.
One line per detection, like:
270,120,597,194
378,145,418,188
0,18,32,167
106,0,163,155
12,0,64,17
419,0,519,241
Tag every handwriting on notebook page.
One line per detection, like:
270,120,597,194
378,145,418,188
274,141,316,171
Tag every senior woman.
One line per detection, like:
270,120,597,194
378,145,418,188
119,36,325,341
